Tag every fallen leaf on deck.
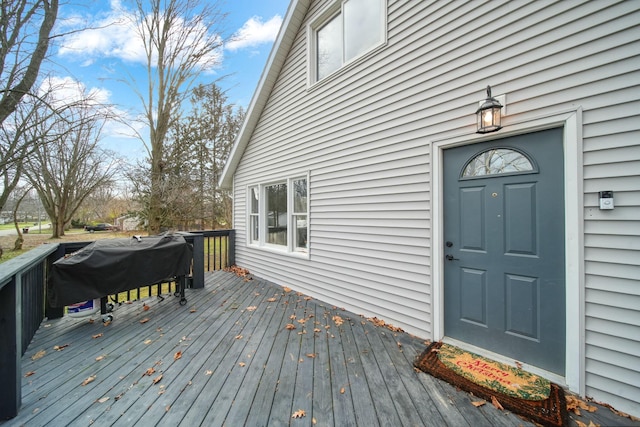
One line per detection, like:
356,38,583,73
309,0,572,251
152,374,163,384
190,308,196,313
291,409,306,419
54,344,69,351
340,387,345,394
92,333,103,339
97,397,109,403
267,297,277,302
166,405,171,412
285,323,296,330
174,351,182,360
103,320,111,326
239,362,246,367
96,355,105,361
491,395,504,410
144,339,152,345
139,318,150,324
81,375,96,386
471,400,486,407
25,371,36,377
306,353,316,358
32,350,46,360
313,328,321,333
575,421,587,427
235,335,243,340
566,395,598,415
205,370,213,375
144,367,156,376
304,296,312,301
246,306,257,311
283,287,292,293
88,319,94,324
332,316,344,326
143,304,150,311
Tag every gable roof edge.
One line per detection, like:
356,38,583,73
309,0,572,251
219,0,310,189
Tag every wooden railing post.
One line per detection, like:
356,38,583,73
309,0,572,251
0,276,21,420
191,234,204,289
228,229,236,266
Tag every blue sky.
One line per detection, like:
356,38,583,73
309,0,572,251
50,0,290,160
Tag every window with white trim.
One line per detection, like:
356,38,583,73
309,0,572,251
312,0,386,82
247,175,309,254
249,186,259,243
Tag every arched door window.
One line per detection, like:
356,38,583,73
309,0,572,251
461,147,537,179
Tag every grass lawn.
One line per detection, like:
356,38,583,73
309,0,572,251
0,228,132,264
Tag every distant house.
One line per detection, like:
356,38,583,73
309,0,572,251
220,0,640,416
116,215,143,232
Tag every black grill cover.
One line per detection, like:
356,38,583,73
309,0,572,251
49,235,193,307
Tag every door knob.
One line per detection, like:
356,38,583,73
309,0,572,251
445,254,459,261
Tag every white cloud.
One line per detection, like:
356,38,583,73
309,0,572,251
58,3,222,70
226,15,283,52
39,76,111,106
58,4,146,65
38,76,139,141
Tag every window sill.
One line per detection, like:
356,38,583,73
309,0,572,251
248,243,310,260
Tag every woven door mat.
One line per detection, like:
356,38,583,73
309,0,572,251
414,341,568,426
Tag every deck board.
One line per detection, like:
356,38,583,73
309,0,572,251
2,270,638,427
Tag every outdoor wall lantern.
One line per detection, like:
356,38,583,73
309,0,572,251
476,85,503,134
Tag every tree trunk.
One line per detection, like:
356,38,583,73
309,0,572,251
53,216,66,238
148,158,163,234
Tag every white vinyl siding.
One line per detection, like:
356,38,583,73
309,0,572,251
229,0,640,416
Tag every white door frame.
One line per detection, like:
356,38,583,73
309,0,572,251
431,108,584,395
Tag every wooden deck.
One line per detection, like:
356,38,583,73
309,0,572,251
2,271,637,427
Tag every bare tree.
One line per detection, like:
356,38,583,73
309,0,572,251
0,0,59,211
126,0,226,233
22,86,118,237
0,85,61,218
0,0,59,125
11,185,31,250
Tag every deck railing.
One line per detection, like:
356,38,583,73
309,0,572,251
0,230,235,420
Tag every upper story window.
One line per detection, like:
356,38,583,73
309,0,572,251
312,0,386,82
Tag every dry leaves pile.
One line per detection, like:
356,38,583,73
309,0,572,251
367,316,404,333
567,395,598,416
224,265,252,281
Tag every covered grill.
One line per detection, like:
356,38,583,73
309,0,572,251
49,234,193,319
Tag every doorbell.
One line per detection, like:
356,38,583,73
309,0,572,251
599,191,614,210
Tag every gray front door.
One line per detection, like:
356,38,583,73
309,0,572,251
443,128,565,375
